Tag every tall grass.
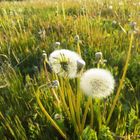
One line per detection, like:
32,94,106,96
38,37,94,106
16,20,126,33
0,0,140,139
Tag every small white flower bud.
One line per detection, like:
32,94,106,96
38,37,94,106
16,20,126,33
95,52,103,61
112,20,117,25
53,42,61,49
74,35,80,43
47,80,59,88
77,59,86,73
54,113,62,120
55,42,60,46
42,50,47,58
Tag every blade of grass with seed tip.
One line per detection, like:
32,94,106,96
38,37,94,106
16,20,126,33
107,33,134,125
35,89,67,140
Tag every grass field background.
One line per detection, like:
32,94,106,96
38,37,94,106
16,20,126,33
0,0,140,139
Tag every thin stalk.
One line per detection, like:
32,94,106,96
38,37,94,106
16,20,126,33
67,80,76,115
106,33,134,125
75,79,82,133
67,81,81,134
96,99,101,129
81,97,92,131
62,3,66,21
96,62,101,129
35,90,67,139
67,80,79,136
58,86,71,120
77,42,81,56
67,89,79,135
76,39,82,132
90,99,93,128
43,61,60,106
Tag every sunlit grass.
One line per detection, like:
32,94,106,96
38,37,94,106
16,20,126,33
0,0,140,140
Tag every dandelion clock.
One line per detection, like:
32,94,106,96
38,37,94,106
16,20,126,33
49,49,85,78
80,68,115,98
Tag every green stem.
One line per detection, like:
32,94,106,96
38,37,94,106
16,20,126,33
90,99,93,128
67,80,79,136
62,3,65,20
58,85,71,120
35,90,67,139
67,87,79,135
81,97,92,131
77,42,81,56
76,79,82,133
96,62,101,129
106,33,134,125
43,61,60,107
96,99,101,129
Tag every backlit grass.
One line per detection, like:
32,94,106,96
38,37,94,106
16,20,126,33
0,0,140,140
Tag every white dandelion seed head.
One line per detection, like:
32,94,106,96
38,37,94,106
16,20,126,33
49,49,85,78
80,68,115,98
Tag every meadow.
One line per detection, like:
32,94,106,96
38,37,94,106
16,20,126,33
0,0,140,140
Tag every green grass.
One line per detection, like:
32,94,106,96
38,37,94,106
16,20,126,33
0,0,140,140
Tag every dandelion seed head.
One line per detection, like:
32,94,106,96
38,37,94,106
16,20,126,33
38,28,46,40
80,68,115,98
47,80,59,88
112,20,117,25
129,21,137,29
95,52,107,65
77,59,86,74
49,49,85,78
53,42,61,49
74,35,80,43
55,42,61,46
95,52,103,61
42,50,47,60
54,113,63,121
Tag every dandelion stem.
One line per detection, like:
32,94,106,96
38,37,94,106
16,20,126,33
96,99,101,129
62,3,65,20
58,84,71,120
77,42,81,56
90,99,94,128
106,33,134,125
35,90,67,139
96,62,101,129
67,80,79,136
81,97,92,131
76,79,82,133
75,40,82,132
43,61,60,107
